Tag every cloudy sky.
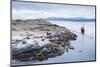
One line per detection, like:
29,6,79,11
12,1,95,20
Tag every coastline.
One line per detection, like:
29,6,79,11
11,19,77,66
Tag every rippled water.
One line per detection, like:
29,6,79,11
12,21,96,65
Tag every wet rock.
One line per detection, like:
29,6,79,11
34,51,48,61
12,43,65,61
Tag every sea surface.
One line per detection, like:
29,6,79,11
12,20,96,65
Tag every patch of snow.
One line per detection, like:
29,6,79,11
12,32,50,49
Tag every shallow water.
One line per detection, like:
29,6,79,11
12,21,96,65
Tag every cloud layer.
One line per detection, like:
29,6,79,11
12,9,58,19
12,1,95,20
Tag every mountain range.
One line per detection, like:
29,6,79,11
46,17,95,22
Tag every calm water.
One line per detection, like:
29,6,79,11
12,21,96,65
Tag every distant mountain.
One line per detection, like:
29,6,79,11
46,17,95,22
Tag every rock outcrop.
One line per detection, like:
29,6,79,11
12,19,77,61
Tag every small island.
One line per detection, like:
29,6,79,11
12,19,77,61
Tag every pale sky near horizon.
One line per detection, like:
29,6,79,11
12,1,95,20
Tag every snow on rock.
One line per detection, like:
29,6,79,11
12,31,50,55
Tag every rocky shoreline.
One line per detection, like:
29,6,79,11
12,19,77,61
